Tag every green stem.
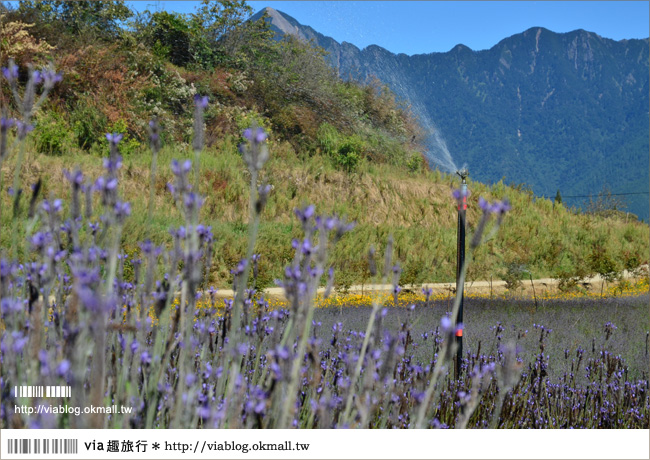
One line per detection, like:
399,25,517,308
231,169,259,337
342,300,380,422
171,280,188,429
0,165,5,253
10,140,26,257
278,292,317,428
147,148,158,224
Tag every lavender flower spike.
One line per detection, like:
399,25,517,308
15,121,34,140
194,94,209,109
240,125,269,173
41,69,63,89
1,63,19,83
105,133,123,146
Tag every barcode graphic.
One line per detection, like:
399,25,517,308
14,386,71,398
7,439,78,455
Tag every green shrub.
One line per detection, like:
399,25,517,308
622,250,641,273
334,136,363,173
553,251,590,292
234,109,269,134
34,110,73,156
317,122,340,155
99,119,142,156
70,98,108,150
406,152,425,173
500,262,525,291
589,242,620,283
146,11,192,67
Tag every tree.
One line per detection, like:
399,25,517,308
588,237,621,296
0,13,55,67
189,0,253,65
586,185,627,218
133,10,193,67
191,0,252,45
130,1,266,70
554,189,562,205
17,1,133,42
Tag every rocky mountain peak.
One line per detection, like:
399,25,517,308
259,7,304,39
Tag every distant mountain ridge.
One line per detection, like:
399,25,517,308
251,7,650,220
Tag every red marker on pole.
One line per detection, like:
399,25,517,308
455,168,468,379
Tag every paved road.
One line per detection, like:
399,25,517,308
207,267,647,300
42,268,646,305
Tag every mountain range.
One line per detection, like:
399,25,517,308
251,7,650,221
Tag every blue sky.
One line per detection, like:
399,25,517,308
128,1,649,55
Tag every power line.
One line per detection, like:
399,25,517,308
560,192,649,199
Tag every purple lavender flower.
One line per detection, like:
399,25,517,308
41,199,62,214
452,187,470,201
490,199,511,215
31,70,43,86
170,226,187,240
105,133,123,146
12,331,28,353
478,197,511,215
197,405,212,420
292,238,314,256
148,118,161,151
196,224,213,243
56,360,71,377
0,117,14,128
63,169,84,186
183,192,204,211
15,120,34,140
114,200,131,222
30,231,52,250
194,94,209,109
102,155,123,174
41,69,63,88
239,126,269,172
1,63,19,82
231,259,248,276
94,176,118,193
141,351,152,365
171,159,192,176
1,297,23,314
275,345,290,360
295,205,315,224
236,342,248,355
243,127,267,144
75,285,103,312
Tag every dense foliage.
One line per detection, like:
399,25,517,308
0,1,423,169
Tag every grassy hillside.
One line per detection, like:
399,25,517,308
1,1,648,290
1,133,647,289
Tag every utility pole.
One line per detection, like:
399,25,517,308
455,168,468,380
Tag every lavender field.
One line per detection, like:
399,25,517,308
1,63,649,430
